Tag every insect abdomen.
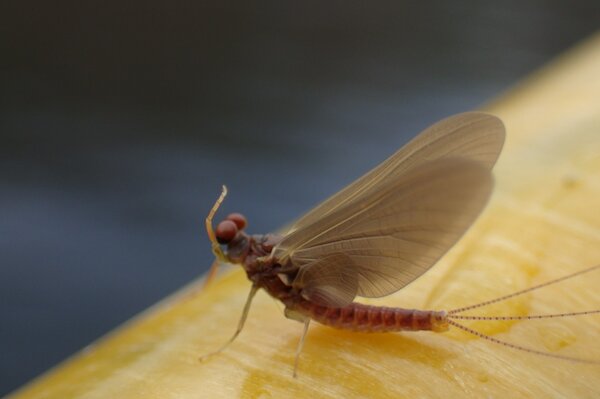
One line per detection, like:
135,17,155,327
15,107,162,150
302,302,449,333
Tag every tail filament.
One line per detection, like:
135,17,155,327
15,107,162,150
448,264,600,315
443,264,600,365
448,309,600,321
447,319,600,365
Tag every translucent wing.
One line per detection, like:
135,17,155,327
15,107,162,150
274,112,504,304
293,253,359,307
289,158,493,303
279,112,503,238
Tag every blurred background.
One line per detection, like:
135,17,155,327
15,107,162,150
1,1,599,395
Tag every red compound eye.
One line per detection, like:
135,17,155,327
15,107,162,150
226,213,247,230
215,220,238,244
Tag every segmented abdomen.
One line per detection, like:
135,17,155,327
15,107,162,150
297,301,448,333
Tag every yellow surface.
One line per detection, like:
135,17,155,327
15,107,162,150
10,33,600,398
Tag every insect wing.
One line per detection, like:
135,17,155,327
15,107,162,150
294,253,359,307
278,112,504,239
291,158,493,301
274,112,504,302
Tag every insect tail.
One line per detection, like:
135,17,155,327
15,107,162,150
448,309,600,321
447,319,600,365
448,264,600,315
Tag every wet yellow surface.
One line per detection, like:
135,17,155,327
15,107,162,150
10,33,600,398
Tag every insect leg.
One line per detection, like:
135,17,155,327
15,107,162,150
199,283,259,361
293,318,311,378
201,259,220,291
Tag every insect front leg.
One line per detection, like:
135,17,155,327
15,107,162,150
199,283,259,361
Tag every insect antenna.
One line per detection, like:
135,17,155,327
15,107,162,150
447,319,600,365
203,185,229,289
448,264,600,315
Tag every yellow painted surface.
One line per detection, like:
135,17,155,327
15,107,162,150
10,33,600,398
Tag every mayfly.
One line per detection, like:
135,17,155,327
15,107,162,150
201,112,600,376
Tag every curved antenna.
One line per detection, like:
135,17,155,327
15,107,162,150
203,185,228,289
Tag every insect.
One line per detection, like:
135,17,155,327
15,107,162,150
201,112,600,376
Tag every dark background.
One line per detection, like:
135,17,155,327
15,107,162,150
1,1,599,395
